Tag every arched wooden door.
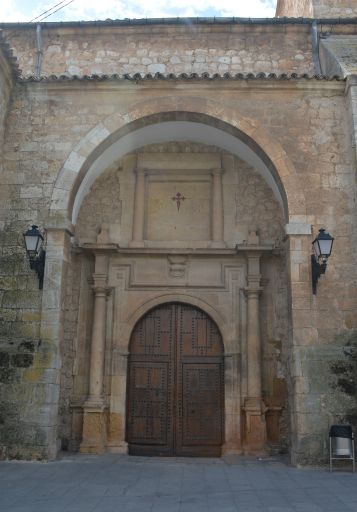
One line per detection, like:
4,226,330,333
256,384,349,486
126,303,224,456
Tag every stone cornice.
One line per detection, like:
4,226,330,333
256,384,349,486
80,244,276,256
17,73,346,94
1,17,357,30
19,72,345,83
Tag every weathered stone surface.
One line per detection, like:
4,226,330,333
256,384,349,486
0,11,356,463
276,0,357,17
3,22,318,77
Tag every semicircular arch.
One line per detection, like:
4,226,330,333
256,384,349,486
49,96,306,226
128,300,224,353
120,292,232,354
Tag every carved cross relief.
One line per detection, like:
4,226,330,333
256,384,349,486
172,192,186,211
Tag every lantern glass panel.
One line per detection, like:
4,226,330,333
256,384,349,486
313,239,321,258
24,226,44,256
318,238,333,257
24,234,41,253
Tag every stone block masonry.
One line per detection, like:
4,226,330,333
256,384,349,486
277,0,357,18
0,15,356,463
3,22,318,77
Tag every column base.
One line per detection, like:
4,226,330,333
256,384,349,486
80,400,108,454
242,397,267,454
222,442,243,456
107,443,128,454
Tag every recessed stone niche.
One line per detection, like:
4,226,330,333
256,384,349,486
137,152,222,244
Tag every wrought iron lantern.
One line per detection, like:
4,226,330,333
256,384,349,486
23,225,46,289
311,228,334,294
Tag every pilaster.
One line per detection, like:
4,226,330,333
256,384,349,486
80,253,111,453
242,242,267,453
130,168,146,247
211,168,225,247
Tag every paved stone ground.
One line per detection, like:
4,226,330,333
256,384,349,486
0,454,357,512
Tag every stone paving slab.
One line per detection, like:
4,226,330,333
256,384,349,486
0,454,356,512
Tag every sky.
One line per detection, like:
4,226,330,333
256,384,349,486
1,0,277,23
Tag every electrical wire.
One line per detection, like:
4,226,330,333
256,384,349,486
2,0,75,39
37,0,74,21
28,0,73,24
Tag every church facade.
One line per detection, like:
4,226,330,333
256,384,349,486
0,0,357,465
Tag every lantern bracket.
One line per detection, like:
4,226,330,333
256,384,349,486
311,227,334,295
29,249,46,289
311,254,327,295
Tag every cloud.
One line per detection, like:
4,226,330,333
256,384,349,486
1,0,36,22
63,0,276,20
1,0,276,23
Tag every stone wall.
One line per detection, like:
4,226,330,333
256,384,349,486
276,0,313,18
2,22,317,77
0,36,41,459
0,60,356,461
313,0,357,18
276,0,357,18
320,38,357,77
0,34,14,228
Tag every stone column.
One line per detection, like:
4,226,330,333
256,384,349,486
243,250,266,453
81,253,110,453
211,168,225,247
130,169,145,247
88,278,109,402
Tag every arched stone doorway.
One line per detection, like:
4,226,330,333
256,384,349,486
126,302,224,457
63,139,289,457
49,100,305,458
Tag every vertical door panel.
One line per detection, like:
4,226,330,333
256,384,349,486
176,304,224,456
127,303,224,456
127,304,175,455
182,363,223,446
128,362,168,445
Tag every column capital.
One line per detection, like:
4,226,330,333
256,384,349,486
92,285,111,297
211,168,223,176
92,273,108,289
246,270,262,290
245,252,261,282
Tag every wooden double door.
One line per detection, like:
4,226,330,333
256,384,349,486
126,303,224,456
